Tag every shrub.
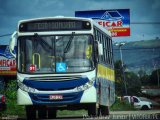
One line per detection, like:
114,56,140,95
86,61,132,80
110,97,135,111
0,80,25,117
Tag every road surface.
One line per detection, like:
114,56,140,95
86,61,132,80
1,110,160,120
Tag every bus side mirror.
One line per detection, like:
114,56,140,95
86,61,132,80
98,43,103,56
9,31,17,58
94,41,103,63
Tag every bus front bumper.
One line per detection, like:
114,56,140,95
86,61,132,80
17,86,96,105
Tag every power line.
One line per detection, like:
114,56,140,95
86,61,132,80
131,22,160,24
113,47,160,50
0,34,12,38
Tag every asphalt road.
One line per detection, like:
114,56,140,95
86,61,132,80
1,110,160,120
56,110,160,120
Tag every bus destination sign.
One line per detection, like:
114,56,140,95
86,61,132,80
19,20,91,32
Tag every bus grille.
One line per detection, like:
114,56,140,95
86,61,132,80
23,76,89,91
29,92,83,104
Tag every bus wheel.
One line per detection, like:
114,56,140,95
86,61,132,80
25,105,36,120
98,105,109,116
38,106,47,119
88,103,96,117
48,108,57,119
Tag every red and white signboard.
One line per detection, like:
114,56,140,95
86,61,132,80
0,58,16,75
0,45,16,76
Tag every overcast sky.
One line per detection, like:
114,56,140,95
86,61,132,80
0,0,160,44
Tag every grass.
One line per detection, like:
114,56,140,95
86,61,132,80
57,110,87,117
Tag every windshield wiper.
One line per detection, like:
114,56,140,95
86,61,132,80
64,32,75,53
34,33,52,51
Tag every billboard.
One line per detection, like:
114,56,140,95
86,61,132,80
0,45,16,76
75,9,130,37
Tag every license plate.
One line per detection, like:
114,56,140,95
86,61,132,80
49,95,63,100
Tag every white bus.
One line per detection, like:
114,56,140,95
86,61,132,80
9,17,115,119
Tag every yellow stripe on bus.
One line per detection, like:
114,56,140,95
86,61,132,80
97,64,115,81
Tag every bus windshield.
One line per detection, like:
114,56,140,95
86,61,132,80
18,34,95,73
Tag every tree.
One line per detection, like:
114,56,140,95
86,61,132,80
125,72,141,96
114,60,124,95
138,69,146,78
150,69,160,86
138,69,150,86
114,60,142,96
140,74,150,86
114,60,128,96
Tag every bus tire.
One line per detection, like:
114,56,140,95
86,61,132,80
38,106,47,119
26,105,36,120
88,103,96,117
98,105,109,116
48,108,57,119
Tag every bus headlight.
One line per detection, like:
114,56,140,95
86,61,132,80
18,80,36,93
76,80,95,92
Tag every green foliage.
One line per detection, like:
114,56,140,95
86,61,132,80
114,60,124,95
4,80,17,99
114,60,142,96
110,97,135,111
150,69,160,85
140,74,150,86
125,72,141,96
0,80,25,117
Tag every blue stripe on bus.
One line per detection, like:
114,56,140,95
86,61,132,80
23,77,89,91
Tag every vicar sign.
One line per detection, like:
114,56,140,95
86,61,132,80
75,9,130,37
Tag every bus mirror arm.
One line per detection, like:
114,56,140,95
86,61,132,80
9,31,17,58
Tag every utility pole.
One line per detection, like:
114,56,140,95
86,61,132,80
152,48,159,87
157,68,159,87
115,43,128,95
154,63,160,87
